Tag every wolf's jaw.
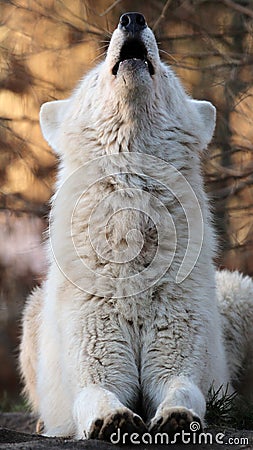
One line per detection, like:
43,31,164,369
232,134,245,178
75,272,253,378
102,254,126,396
112,38,155,76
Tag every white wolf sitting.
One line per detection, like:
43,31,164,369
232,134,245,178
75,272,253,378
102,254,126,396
20,12,253,440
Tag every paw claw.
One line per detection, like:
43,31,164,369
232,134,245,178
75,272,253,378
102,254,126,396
133,415,142,426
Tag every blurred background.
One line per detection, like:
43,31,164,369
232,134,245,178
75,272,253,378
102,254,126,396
0,0,253,406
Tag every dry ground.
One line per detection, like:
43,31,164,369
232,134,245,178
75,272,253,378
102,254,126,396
0,412,252,449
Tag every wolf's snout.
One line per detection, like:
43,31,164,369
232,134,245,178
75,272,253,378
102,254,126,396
112,12,154,77
119,12,147,35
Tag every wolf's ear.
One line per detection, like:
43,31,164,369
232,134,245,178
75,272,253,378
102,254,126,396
40,99,69,153
188,99,216,148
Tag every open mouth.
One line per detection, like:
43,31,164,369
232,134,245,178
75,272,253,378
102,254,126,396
112,38,155,76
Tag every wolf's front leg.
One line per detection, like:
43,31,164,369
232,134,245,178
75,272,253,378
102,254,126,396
71,308,147,441
147,376,205,437
140,311,216,438
73,386,146,440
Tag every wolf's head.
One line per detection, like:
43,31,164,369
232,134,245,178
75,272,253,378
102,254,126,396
105,13,157,96
40,13,216,159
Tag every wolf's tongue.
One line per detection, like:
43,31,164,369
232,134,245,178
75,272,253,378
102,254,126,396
113,58,154,76
119,59,146,68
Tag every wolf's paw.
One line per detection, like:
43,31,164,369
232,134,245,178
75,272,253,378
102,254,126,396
149,407,202,439
36,418,45,434
89,408,147,442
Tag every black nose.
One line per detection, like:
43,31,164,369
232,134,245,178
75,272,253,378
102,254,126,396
119,12,147,35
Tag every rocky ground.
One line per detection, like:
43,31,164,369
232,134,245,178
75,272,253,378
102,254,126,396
0,413,253,449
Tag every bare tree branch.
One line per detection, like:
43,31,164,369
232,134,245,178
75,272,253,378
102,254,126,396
221,0,253,19
100,0,123,17
152,0,173,32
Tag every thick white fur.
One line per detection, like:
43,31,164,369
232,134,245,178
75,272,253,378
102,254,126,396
216,270,253,400
20,20,252,439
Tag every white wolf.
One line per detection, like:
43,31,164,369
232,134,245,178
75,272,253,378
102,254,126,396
20,12,253,441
